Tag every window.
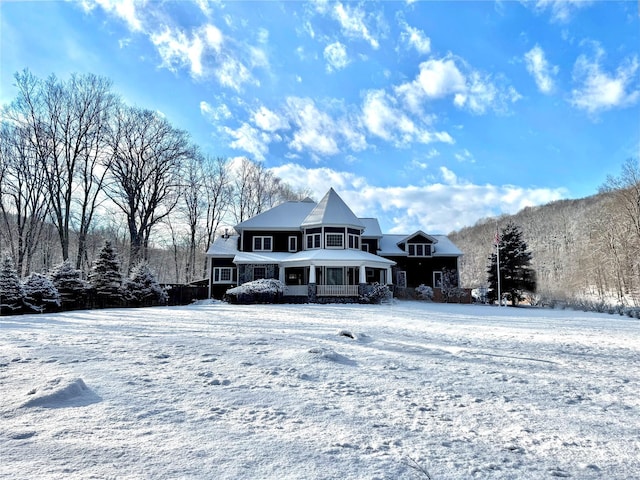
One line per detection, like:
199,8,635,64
326,267,344,285
433,271,443,289
325,233,344,249
253,267,266,280
348,234,360,249
213,267,236,284
254,236,272,252
288,236,297,252
306,233,321,249
362,243,369,253
408,243,432,257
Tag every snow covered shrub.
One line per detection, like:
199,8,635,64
360,283,392,304
0,253,24,314
22,272,60,313
415,284,434,301
224,279,284,304
124,262,168,307
88,241,124,308
49,261,90,310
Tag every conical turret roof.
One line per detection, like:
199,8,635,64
301,188,364,229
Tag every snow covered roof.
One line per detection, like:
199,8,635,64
233,252,293,264
206,235,240,257
360,218,383,238
234,200,316,232
301,188,364,229
281,248,395,268
379,234,463,257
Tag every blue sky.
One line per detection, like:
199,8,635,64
1,0,638,234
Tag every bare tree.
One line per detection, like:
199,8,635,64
6,70,116,270
230,157,303,223
0,121,51,276
203,156,232,275
106,105,192,268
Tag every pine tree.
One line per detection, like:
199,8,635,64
49,260,90,310
124,262,168,307
23,272,61,313
89,241,124,308
440,268,465,303
0,253,24,314
487,222,537,306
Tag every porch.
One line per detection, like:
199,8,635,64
284,284,360,297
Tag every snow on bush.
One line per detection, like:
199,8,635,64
124,262,168,307
0,253,24,314
360,283,392,304
415,284,434,301
49,261,90,310
88,241,124,307
225,279,284,304
22,272,60,313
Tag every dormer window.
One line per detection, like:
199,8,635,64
408,243,432,257
254,236,272,252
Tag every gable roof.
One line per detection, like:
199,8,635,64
234,200,316,232
379,233,463,257
301,188,364,229
360,218,383,238
397,230,439,245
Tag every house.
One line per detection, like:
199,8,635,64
206,188,463,301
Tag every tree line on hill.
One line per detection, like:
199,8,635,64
449,158,640,308
1,70,307,284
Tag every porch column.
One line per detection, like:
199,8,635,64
309,264,316,284
386,267,393,285
278,265,285,284
308,264,317,303
358,265,366,296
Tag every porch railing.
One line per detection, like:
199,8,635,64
284,285,308,297
316,285,359,297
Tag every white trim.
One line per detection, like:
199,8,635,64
254,236,273,252
325,232,344,249
288,236,298,252
433,271,443,289
407,243,432,257
213,267,236,284
305,233,321,250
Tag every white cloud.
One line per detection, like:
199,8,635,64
361,90,453,146
82,0,143,32
534,0,593,23
331,3,380,49
524,45,558,94
216,55,256,91
324,42,350,72
223,123,271,161
400,25,431,55
285,97,340,157
251,106,289,132
269,164,566,233
396,56,521,115
571,45,639,114
151,27,205,77
200,101,231,122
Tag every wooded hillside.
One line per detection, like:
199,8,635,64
449,164,640,306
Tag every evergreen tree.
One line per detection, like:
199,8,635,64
49,261,90,310
487,222,537,306
23,272,61,313
124,262,168,307
89,241,124,307
440,268,465,303
0,253,24,314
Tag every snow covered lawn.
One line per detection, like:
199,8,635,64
1,302,638,479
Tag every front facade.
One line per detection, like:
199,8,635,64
206,188,463,301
